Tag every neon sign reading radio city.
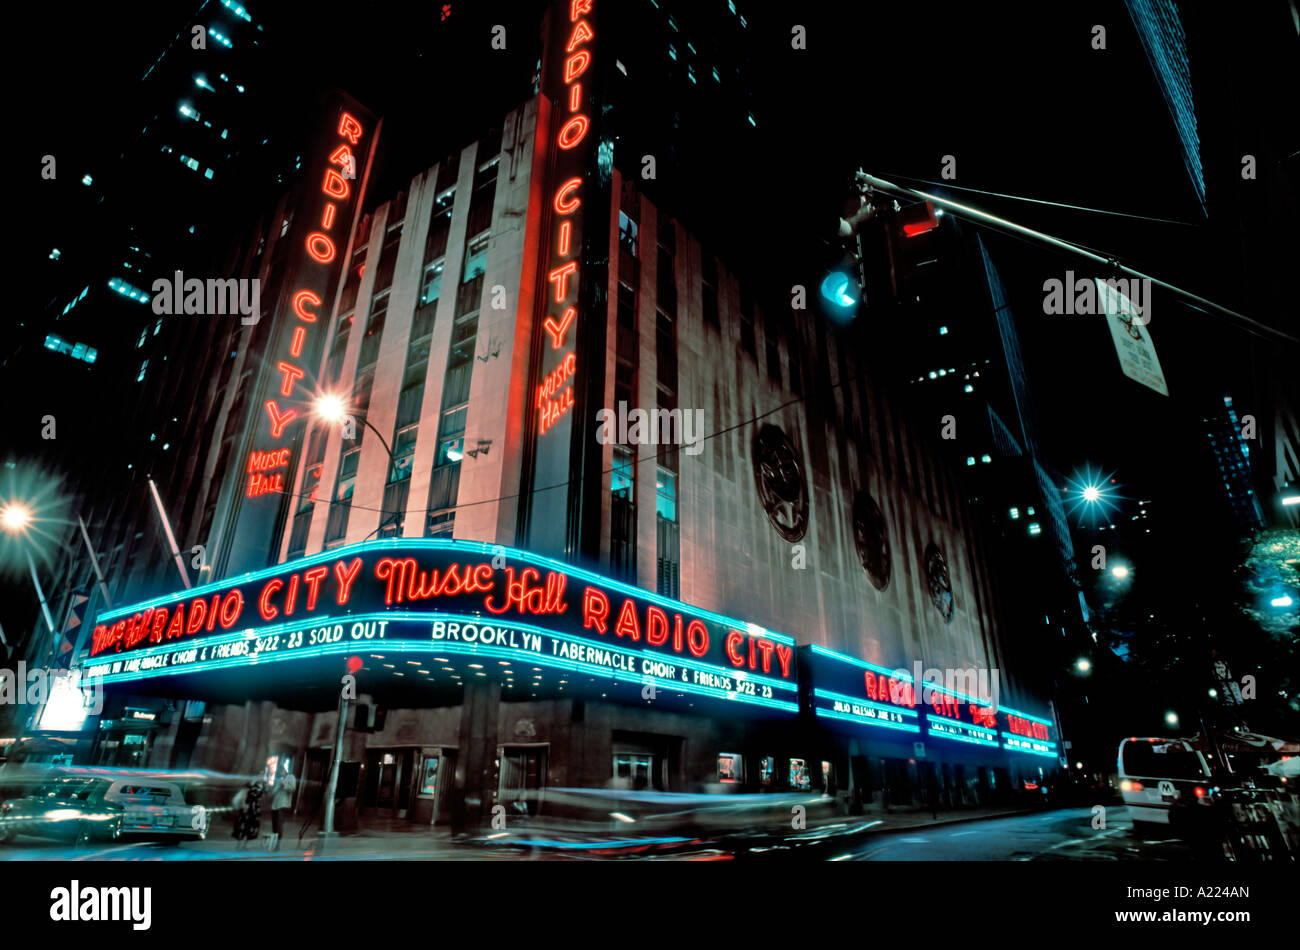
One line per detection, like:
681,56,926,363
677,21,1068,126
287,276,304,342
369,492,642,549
536,0,596,436
83,540,798,712
245,111,366,498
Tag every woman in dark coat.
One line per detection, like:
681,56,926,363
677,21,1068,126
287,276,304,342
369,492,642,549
232,779,265,848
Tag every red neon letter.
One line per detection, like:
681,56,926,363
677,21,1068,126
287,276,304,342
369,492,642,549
338,112,363,144
543,307,576,349
566,19,594,53
290,326,306,358
570,0,592,20
306,232,335,263
557,114,589,150
582,587,609,633
323,168,350,199
264,401,297,439
303,566,329,611
755,638,775,673
646,607,670,647
776,644,793,678
548,261,578,303
285,574,300,616
564,50,590,83
218,590,243,629
293,289,321,322
276,361,305,397
614,599,641,641
334,557,363,605
558,220,572,256
725,631,745,667
686,619,709,658
259,578,283,621
187,598,206,634
166,605,186,640
554,177,582,214
329,144,354,169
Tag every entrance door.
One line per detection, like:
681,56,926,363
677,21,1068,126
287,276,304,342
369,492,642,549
364,748,416,816
498,745,547,818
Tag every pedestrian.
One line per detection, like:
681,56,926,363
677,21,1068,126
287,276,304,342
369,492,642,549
925,771,940,820
232,778,264,850
268,760,297,851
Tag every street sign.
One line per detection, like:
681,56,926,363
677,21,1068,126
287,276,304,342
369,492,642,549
1096,278,1169,396
913,742,926,759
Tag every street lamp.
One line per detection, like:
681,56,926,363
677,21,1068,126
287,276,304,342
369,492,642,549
2,503,32,532
1111,565,1130,580
2,501,57,637
1165,711,1179,728
1075,657,1091,674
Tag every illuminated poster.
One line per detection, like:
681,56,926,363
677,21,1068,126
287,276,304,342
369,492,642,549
522,0,608,557
80,539,798,715
222,93,378,575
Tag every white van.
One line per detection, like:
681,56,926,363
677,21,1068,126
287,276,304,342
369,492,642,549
1117,737,1217,836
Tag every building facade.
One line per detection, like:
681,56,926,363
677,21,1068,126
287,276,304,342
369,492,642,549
57,1,1064,832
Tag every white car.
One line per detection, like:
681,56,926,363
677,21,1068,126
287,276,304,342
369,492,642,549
1118,737,1217,836
102,780,207,842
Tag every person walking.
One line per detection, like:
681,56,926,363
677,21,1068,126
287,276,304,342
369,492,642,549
269,760,297,851
232,778,264,850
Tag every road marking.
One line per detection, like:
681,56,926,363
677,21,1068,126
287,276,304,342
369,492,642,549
899,837,929,843
951,830,979,837
1050,838,1086,849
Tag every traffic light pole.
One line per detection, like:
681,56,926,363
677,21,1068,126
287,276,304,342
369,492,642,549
854,171,1297,346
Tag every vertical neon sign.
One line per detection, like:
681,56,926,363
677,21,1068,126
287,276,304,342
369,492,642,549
250,111,366,496
534,1,596,437
221,96,375,577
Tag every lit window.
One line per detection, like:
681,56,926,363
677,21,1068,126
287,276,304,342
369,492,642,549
81,175,93,186
964,384,974,393
194,76,214,91
137,360,149,382
981,454,992,463
939,326,948,335
205,168,214,179
207,27,232,48
179,104,199,120
611,447,634,499
712,66,720,82
966,457,976,466
656,468,677,522
668,44,677,61
1009,508,1019,519
1028,522,1042,536
717,753,742,783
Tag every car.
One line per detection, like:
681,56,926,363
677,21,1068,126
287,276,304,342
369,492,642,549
0,776,124,846
102,779,208,842
1118,737,1218,838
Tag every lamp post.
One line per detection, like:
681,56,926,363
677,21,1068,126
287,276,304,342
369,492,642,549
313,394,403,540
311,396,402,843
2,504,56,638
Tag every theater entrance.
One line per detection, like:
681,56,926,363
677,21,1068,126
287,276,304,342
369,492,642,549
363,747,420,817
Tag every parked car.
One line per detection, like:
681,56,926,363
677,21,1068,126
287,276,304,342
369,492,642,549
102,779,207,842
0,776,124,846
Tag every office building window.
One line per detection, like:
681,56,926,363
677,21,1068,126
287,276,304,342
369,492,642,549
702,254,719,327
739,288,755,355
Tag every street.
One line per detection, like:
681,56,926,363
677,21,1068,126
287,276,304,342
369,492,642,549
0,806,1201,861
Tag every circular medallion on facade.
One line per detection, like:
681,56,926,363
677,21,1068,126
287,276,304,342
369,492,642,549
751,424,809,542
924,542,955,623
852,490,891,591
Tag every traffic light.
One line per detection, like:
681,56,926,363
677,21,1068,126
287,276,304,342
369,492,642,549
899,200,940,237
